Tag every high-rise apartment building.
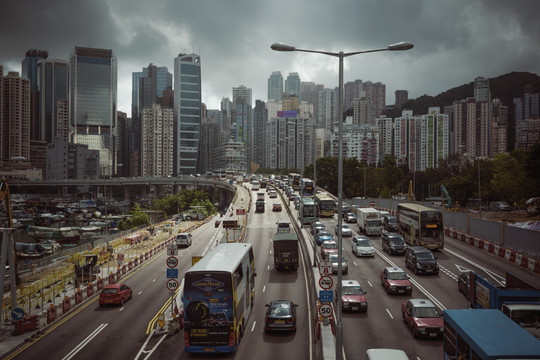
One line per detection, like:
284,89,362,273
232,85,252,107
490,98,508,157
395,90,408,109
332,123,380,166
174,53,201,175
376,116,394,159
266,99,282,121
253,100,267,168
513,87,539,150
70,46,118,177
37,59,69,143
220,97,233,138
453,97,489,158
285,72,301,98
352,95,375,125
344,80,363,112
268,71,283,102
363,81,386,117
394,110,421,171
318,88,335,130
140,104,174,176
419,107,449,171
0,67,31,163
474,77,490,102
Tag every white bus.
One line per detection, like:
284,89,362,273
251,180,260,191
183,243,256,353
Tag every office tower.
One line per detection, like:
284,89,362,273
233,85,252,107
419,107,449,171
174,53,201,175
199,106,224,173
253,100,267,168
395,90,408,109
22,49,48,140
37,59,69,143
234,100,252,172
116,111,129,177
474,77,490,102
513,87,539,150
70,46,118,177
285,72,301,98
141,104,174,176
0,67,31,162
220,97,233,138
268,71,283,102
453,97,490,159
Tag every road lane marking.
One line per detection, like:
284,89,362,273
386,309,394,319
251,321,257,332
263,285,266,292
61,323,108,360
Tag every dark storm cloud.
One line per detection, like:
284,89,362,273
1,0,539,113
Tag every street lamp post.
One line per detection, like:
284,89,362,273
271,40,413,360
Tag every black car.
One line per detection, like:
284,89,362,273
458,272,470,296
381,232,407,255
344,212,357,223
264,300,298,333
405,246,439,275
382,215,399,232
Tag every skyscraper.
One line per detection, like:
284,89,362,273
233,85,252,107
268,71,283,102
253,100,267,168
395,90,408,109
70,46,118,176
174,53,201,175
285,72,301,98
22,49,48,140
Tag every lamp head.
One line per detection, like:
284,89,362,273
271,43,296,52
388,42,414,51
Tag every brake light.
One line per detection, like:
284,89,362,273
228,329,235,346
184,331,189,345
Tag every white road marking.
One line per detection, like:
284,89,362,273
386,309,394,319
251,321,257,332
62,323,108,360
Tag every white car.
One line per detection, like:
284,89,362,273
176,233,192,248
352,235,375,257
268,190,278,198
335,223,352,237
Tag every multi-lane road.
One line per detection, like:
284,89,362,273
6,183,540,360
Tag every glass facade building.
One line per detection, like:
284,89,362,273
174,53,201,175
70,47,117,177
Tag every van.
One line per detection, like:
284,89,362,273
276,221,290,233
404,246,439,275
176,233,192,248
365,349,409,360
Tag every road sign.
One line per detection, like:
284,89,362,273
167,244,178,256
222,220,238,229
192,256,203,266
319,290,333,303
319,261,332,275
166,279,179,291
370,200,376,206
166,256,178,268
319,303,332,317
236,208,246,215
158,313,165,329
166,268,179,279
11,308,25,321
319,275,333,290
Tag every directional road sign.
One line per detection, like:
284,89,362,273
166,279,179,291
167,244,178,256
319,290,333,303
319,261,332,275
11,308,25,321
319,303,332,317
166,268,179,279
319,275,333,290
166,256,178,268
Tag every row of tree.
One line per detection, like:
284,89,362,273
299,141,540,208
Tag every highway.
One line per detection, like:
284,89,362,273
7,183,540,360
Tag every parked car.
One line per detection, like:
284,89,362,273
264,300,298,333
176,233,193,248
311,221,325,235
381,232,407,255
328,253,348,274
351,235,375,257
401,299,444,338
382,215,399,232
272,203,282,212
458,272,470,296
321,240,339,259
335,223,352,237
380,267,412,295
404,246,439,275
315,230,333,246
99,283,132,306
489,201,511,211
344,212,357,223
340,280,367,312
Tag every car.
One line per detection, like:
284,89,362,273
341,203,352,215
344,212,357,223
489,201,511,211
328,253,348,274
381,232,407,255
382,215,399,232
401,299,444,338
269,190,278,198
316,230,333,246
214,220,221,227
288,193,295,201
458,272,470,296
99,283,132,306
321,240,339,259
176,233,192,248
335,223,352,237
404,246,439,275
272,203,282,212
264,300,298,333
380,267,412,295
341,280,367,312
351,235,375,257
311,221,325,235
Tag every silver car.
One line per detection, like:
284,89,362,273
335,223,352,237
352,235,375,257
328,253,348,274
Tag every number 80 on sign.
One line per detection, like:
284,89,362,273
319,303,332,317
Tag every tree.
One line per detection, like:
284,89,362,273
490,153,533,205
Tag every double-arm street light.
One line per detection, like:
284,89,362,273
271,40,413,360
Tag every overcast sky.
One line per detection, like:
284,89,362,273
2,0,539,117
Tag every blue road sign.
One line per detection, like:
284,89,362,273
319,290,333,303
11,308,25,321
166,268,179,279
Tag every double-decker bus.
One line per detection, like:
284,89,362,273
183,243,255,353
289,173,302,191
315,193,335,217
300,178,315,198
299,197,317,225
397,203,444,250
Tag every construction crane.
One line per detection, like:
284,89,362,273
441,184,453,208
0,178,20,286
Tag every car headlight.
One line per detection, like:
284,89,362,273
390,285,396,290
416,263,423,269
417,326,425,332
361,302,367,306
406,286,412,290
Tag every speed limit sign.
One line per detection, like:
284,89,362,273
166,279,179,291
319,303,332,317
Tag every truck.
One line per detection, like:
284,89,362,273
443,309,540,359
355,207,382,236
467,271,540,338
272,232,299,271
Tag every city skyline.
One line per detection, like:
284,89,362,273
2,0,539,115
